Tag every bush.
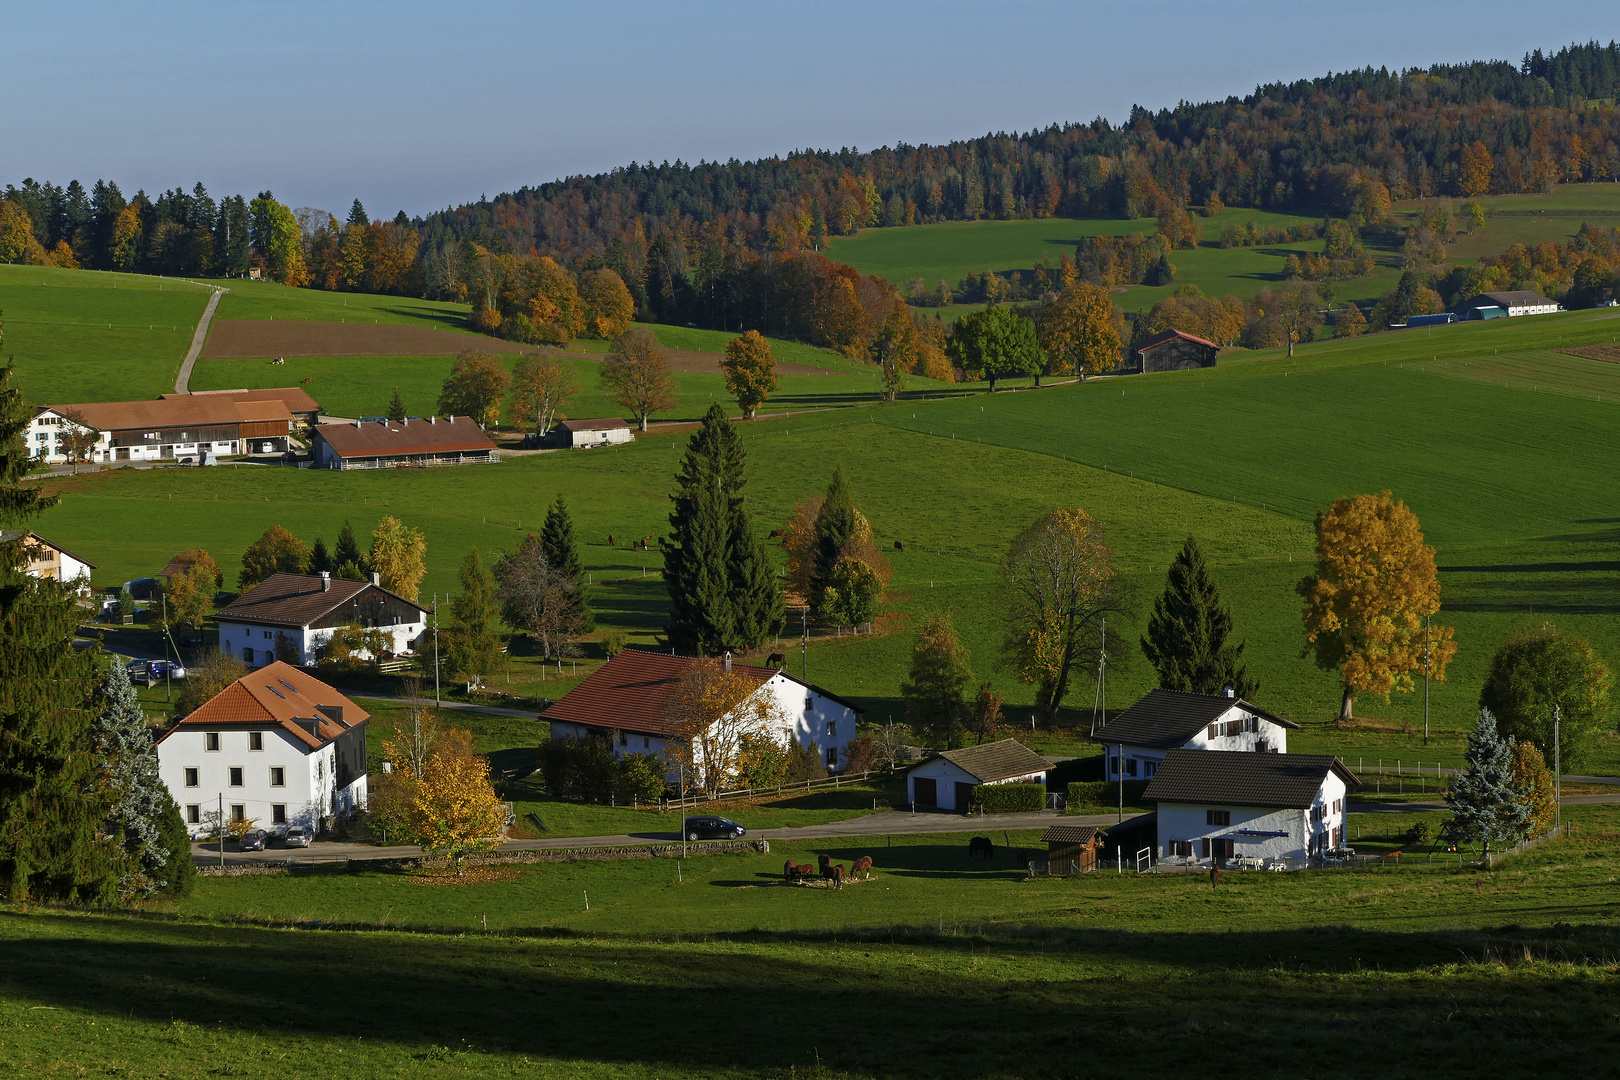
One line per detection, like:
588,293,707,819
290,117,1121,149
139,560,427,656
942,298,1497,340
1406,820,1434,847
1067,780,1150,808
614,753,665,804
536,734,645,803
156,798,196,898
785,740,827,783
600,629,629,659
974,782,1046,814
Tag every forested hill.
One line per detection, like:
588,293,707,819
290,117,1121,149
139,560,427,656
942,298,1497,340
415,42,1620,271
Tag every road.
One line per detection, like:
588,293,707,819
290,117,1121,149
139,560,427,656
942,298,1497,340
173,286,228,393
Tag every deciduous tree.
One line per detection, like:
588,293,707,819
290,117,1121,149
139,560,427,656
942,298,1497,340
397,727,506,873
721,330,778,419
661,657,787,795
437,350,509,429
239,525,310,590
54,407,100,472
494,534,582,660
900,614,973,749
1299,491,1456,722
600,327,676,431
1459,141,1494,198
824,557,882,631
1141,535,1257,698
1038,284,1122,380
870,306,917,403
578,268,635,339
1479,622,1611,773
368,516,426,601
173,652,248,718
1003,507,1123,719
948,305,1044,390
1510,739,1557,837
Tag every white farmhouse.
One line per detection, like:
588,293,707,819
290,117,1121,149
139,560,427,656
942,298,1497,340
0,530,97,594
905,739,1053,812
155,661,370,837
215,572,427,668
1093,689,1297,782
542,649,860,779
1143,748,1357,866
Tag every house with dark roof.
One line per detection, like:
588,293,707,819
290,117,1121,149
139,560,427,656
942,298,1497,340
1143,749,1358,866
0,530,96,593
905,738,1053,812
542,649,862,780
310,415,497,470
1133,328,1218,373
1458,290,1560,319
155,661,371,837
1094,689,1298,782
165,387,323,427
215,572,427,668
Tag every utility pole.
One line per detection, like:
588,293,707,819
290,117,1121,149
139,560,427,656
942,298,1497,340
801,605,808,682
432,595,441,707
1117,742,1124,824
1422,614,1430,747
1554,705,1562,835
218,792,225,868
1090,617,1108,737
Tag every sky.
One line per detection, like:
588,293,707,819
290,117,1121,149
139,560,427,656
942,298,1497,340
5,2,1615,218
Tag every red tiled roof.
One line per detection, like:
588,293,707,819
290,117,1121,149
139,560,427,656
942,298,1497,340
1136,328,1218,352
40,396,293,433
542,649,776,737
217,572,424,628
166,386,322,415
312,416,496,458
155,661,370,750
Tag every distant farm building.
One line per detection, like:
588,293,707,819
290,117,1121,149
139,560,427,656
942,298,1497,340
1133,329,1218,373
0,530,96,593
555,418,634,448
905,739,1052,812
31,392,301,464
1041,824,1104,873
1406,312,1456,328
310,416,497,470
169,387,322,427
1459,291,1560,319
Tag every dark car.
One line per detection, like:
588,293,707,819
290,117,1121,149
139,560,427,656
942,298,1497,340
682,816,746,841
126,659,186,685
238,829,268,852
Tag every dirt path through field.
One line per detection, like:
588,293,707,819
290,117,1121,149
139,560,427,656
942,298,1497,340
173,287,228,392
201,319,839,374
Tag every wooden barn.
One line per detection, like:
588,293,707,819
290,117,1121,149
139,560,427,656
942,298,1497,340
1041,824,1104,873
1133,328,1218,373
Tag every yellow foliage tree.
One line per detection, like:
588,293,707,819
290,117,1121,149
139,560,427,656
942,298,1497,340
661,658,787,796
721,330,778,419
578,268,635,339
1299,491,1457,722
396,728,507,872
368,516,427,601
1459,141,1494,198
1038,284,1122,380
1510,739,1557,836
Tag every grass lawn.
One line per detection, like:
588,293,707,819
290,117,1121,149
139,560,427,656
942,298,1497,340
3,823,1619,1077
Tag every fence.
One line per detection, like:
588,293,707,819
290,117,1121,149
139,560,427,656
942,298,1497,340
662,769,891,811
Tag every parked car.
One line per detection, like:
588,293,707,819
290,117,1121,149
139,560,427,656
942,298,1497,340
238,829,268,851
682,816,746,841
281,825,313,848
125,659,185,684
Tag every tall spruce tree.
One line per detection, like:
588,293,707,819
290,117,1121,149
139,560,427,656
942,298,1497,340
541,495,592,631
310,536,332,575
811,465,858,613
664,403,782,654
444,550,503,687
91,662,174,899
0,350,118,902
1447,709,1533,861
1141,535,1257,698
333,519,365,580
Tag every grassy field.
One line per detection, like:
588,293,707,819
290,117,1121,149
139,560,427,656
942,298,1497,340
3,822,1619,1078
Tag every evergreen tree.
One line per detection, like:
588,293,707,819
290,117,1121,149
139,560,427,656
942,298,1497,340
444,550,503,687
334,519,364,577
90,662,172,899
1141,535,1258,698
811,465,857,612
663,404,781,653
387,387,407,422
0,353,117,902
541,495,592,631
310,536,332,575
154,800,196,897
1447,709,1533,861
347,199,370,228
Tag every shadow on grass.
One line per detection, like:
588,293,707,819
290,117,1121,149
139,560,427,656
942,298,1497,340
5,909,1619,1077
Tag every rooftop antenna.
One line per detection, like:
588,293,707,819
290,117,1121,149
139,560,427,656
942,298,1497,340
1089,617,1108,737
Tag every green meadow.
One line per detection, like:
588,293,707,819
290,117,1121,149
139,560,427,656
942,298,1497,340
3,824,1619,1078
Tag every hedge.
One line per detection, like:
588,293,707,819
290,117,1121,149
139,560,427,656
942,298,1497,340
973,782,1046,814
1067,780,1150,807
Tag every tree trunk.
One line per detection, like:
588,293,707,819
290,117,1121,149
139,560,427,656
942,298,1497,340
640,412,648,432
1287,337,1295,358
1338,686,1354,723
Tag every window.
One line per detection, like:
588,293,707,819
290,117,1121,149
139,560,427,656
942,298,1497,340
230,804,245,821
1143,759,1158,778
270,767,285,787
272,804,287,824
229,767,243,787
184,767,199,787
249,732,263,752
804,696,814,714
205,732,220,752
825,747,838,768
1201,838,1234,859
825,720,836,738
1207,723,1218,739
642,736,649,749
263,630,272,640
619,732,628,746
186,805,200,824
1108,755,1119,776
243,647,254,663
1206,809,1231,826
1169,840,1193,857
1332,798,1342,814
1125,758,1138,778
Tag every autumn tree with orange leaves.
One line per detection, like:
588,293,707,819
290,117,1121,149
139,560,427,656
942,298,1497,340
721,330,778,419
661,657,788,796
1459,141,1494,198
382,724,506,873
1037,284,1122,380
1299,491,1456,723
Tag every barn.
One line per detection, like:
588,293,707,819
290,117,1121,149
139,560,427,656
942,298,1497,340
906,739,1052,812
1458,291,1560,319
1133,328,1218,373
556,418,634,448
1041,824,1103,873
310,416,497,470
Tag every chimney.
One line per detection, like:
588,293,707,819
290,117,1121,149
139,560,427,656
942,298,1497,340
1224,686,1234,699
723,651,732,673
428,415,436,424
370,572,381,587
402,416,408,426
354,419,362,429
320,570,331,591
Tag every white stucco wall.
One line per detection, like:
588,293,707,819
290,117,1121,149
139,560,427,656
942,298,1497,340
218,619,425,667
157,725,335,837
907,758,1046,811
1155,771,1347,864
1108,703,1289,780
567,426,633,448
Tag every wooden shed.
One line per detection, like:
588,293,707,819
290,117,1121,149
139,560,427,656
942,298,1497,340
1041,824,1103,873
1133,328,1217,373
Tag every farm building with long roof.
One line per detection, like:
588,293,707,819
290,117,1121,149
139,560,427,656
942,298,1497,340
310,416,498,470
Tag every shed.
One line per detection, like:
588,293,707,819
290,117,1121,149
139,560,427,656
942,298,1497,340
1041,824,1103,872
1459,291,1559,318
1133,328,1218,373
556,417,634,448
906,739,1052,812
310,416,497,470
1406,312,1455,328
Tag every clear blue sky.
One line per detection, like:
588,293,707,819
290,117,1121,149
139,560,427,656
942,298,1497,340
5,2,1614,218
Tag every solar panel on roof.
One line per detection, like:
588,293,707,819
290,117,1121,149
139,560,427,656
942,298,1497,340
266,685,286,699
278,679,301,694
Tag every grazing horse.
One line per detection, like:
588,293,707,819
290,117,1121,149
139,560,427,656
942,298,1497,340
783,858,798,881
830,865,845,890
608,534,616,547
851,855,873,880
893,540,905,552
968,836,994,859
765,652,787,669
769,529,785,538
817,853,833,880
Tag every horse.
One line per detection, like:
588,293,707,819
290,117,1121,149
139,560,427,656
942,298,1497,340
830,865,845,890
968,836,994,859
851,855,873,880
783,858,798,881
765,652,787,669
608,534,616,547
769,529,785,538
893,540,905,552
817,853,833,880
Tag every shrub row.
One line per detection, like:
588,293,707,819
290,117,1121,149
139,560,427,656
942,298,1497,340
536,735,665,804
973,782,1046,814
1067,780,1151,807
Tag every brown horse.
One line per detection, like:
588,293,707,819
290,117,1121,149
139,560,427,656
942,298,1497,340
830,865,845,890
851,855,873,880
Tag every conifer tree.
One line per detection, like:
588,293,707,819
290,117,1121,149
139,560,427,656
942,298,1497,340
541,495,592,630
812,465,858,612
91,662,174,899
664,403,782,654
334,519,365,580
0,351,117,902
387,387,406,422
310,536,332,575
1447,709,1533,861
444,551,503,687
1141,535,1258,698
